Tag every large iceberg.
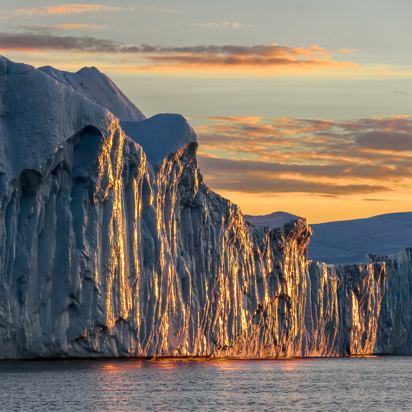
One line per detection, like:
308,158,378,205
0,56,404,358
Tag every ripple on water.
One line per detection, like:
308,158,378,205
0,357,411,411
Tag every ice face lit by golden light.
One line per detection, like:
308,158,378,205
63,120,386,359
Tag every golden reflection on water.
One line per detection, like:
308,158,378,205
100,360,146,374
71,355,386,412
147,356,315,369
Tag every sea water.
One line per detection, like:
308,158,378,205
0,356,411,411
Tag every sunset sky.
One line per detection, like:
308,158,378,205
1,1,411,223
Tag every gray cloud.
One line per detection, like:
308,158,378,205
0,33,355,70
355,131,412,151
9,25,56,32
0,33,316,55
0,33,121,52
394,90,408,96
215,155,409,180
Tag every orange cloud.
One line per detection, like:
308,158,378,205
111,43,356,73
44,4,134,14
340,48,357,54
205,116,264,124
194,115,412,199
55,24,106,30
113,55,356,74
0,4,134,18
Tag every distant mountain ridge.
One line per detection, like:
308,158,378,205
244,211,300,229
245,211,412,264
309,212,412,264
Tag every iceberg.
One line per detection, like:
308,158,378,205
0,56,401,358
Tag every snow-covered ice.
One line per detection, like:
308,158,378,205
120,114,197,164
38,65,146,121
0,56,114,180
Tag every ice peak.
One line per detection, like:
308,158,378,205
0,55,33,75
38,64,146,121
0,55,7,75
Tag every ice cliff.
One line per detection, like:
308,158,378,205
0,56,405,359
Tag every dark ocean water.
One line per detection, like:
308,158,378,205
0,356,411,411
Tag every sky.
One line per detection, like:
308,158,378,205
1,0,411,223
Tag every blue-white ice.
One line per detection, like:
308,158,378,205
120,114,197,164
38,65,146,122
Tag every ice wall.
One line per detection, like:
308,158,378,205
0,125,386,358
